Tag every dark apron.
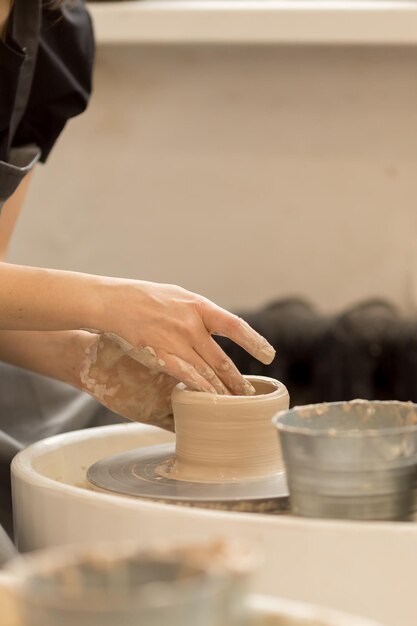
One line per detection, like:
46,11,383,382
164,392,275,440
0,0,42,211
0,0,122,562
0,0,42,565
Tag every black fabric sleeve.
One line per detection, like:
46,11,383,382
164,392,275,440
0,36,26,161
13,0,95,162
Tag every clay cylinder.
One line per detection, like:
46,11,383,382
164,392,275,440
171,376,289,483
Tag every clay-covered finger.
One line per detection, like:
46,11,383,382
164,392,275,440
187,349,231,395
158,352,220,393
201,304,276,365
103,333,219,394
129,347,217,394
159,347,233,395
196,337,256,396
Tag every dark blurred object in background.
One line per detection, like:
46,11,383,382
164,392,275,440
216,298,417,407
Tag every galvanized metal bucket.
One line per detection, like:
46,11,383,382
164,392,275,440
273,400,417,521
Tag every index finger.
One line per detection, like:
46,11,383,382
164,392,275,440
201,302,276,365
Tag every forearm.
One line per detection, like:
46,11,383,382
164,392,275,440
0,329,90,388
0,329,176,430
0,262,108,331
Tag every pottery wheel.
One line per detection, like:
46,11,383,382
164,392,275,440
87,443,289,505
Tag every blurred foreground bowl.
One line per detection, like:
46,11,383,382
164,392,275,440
6,541,252,626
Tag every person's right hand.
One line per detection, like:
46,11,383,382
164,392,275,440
90,280,275,396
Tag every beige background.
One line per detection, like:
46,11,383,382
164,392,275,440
8,44,417,313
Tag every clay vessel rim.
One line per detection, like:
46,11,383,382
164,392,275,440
172,376,287,405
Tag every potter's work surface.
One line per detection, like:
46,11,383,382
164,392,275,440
87,443,289,505
12,423,417,626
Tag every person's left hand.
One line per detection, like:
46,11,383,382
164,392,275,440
79,333,177,431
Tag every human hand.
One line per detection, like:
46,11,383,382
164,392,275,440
80,333,176,431
92,280,275,396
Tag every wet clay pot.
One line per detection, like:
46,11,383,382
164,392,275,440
169,376,289,483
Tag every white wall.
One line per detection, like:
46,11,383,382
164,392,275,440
8,44,417,313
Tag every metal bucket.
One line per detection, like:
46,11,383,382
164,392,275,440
273,400,417,521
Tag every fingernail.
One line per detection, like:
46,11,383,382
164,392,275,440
257,343,276,365
239,320,276,365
